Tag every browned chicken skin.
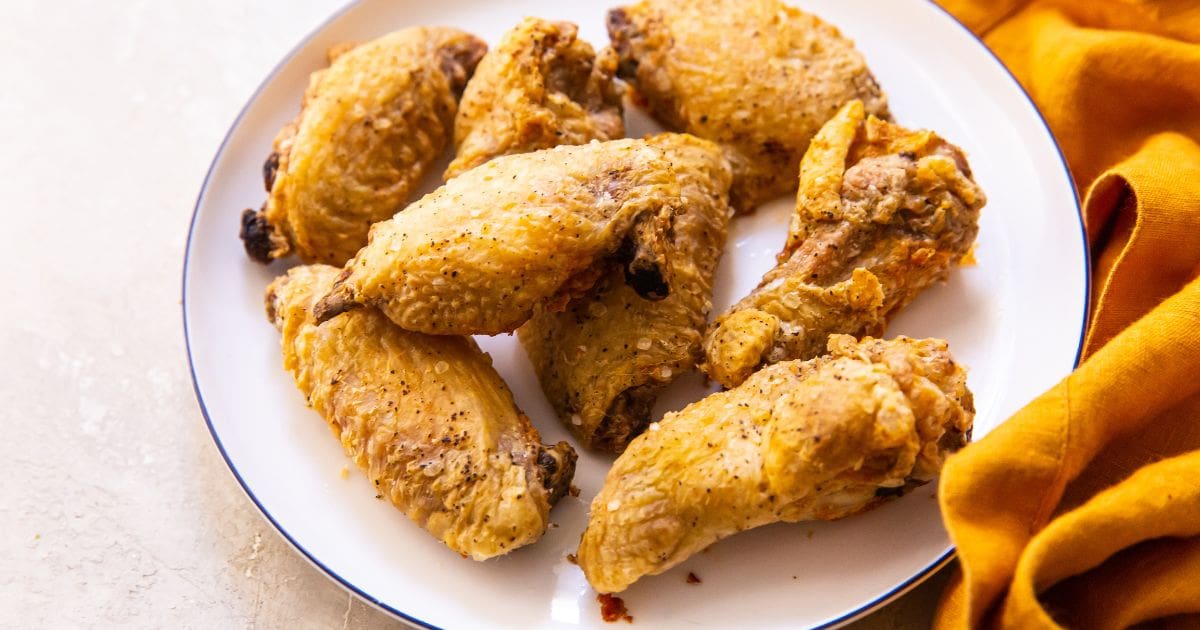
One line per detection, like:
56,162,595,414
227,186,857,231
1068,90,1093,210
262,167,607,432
579,335,974,593
313,139,682,335
445,18,624,180
703,100,986,388
519,133,731,452
267,265,576,559
240,27,486,265
607,0,889,210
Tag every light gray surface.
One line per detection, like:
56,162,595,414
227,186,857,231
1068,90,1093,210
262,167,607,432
0,2,945,627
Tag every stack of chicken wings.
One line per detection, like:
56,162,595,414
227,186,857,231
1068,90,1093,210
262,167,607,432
237,0,985,596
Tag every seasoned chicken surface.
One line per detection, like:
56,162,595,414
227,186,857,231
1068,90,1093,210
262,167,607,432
607,0,889,210
314,139,682,335
519,133,731,452
703,100,985,388
578,335,974,592
267,265,576,560
240,27,486,265
445,18,624,180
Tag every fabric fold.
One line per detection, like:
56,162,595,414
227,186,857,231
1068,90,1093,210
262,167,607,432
1082,133,1200,354
937,279,1200,627
930,0,1200,627
1005,451,1200,627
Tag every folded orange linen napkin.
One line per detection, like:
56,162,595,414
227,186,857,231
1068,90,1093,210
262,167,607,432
930,1,1200,627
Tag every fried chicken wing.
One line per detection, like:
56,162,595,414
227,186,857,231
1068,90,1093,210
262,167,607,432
240,27,486,265
313,139,682,335
702,100,985,388
578,335,973,592
266,264,576,560
519,133,731,452
444,18,624,180
607,0,889,210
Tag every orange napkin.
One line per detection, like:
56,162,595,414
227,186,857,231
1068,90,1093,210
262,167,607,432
929,1,1200,627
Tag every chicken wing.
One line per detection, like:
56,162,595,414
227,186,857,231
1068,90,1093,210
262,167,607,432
444,18,624,180
519,133,731,452
702,100,985,388
240,27,486,265
607,0,889,210
313,139,682,335
578,335,973,593
267,264,576,560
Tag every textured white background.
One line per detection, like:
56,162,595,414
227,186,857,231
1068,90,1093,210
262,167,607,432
0,1,946,626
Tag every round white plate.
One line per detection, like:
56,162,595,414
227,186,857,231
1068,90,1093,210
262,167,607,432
184,0,1087,627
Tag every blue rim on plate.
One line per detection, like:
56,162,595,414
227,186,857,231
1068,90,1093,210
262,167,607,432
182,1,1090,627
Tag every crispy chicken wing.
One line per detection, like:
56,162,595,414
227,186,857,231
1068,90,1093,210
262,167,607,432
444,18,624,180
313,139,683,335
578,335,973,592
703,100,985,388
607,0,889,210
519,133,731,452
240,27,486,265
266,265,576,560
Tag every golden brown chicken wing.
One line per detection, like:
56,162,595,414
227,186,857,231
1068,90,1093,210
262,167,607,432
518,133,730,452
267,264,576,560
607,0,889,210
240,27,486,265
578,335,973,593
702,100,985,388
444,18,624,180
313,139,683,335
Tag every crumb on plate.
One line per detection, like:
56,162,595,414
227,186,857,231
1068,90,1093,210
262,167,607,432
598,593,633,623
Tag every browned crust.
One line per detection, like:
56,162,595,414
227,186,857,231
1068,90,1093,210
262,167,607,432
616,208,672,300
538,441,579,506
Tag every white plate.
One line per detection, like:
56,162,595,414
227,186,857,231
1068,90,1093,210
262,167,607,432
184,1,1087,627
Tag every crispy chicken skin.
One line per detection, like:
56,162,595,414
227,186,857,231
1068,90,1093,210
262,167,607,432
607,0,889,211
444,18,624,180
313,139,682,335
519,134,731,452
702,100,985,388
266,265,576,560
240,27,486,265
578,335,973,592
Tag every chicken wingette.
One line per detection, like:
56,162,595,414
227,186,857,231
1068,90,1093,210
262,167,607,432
702,100,985,388
445,18,623,180
607,0,889,210
314,139,682,335
578,335,973,593
240,27,486,265
519,133,731,452
267,264,576,560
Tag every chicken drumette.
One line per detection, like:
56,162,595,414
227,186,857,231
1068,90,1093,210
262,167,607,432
579,335,973,593
703,100,985,388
